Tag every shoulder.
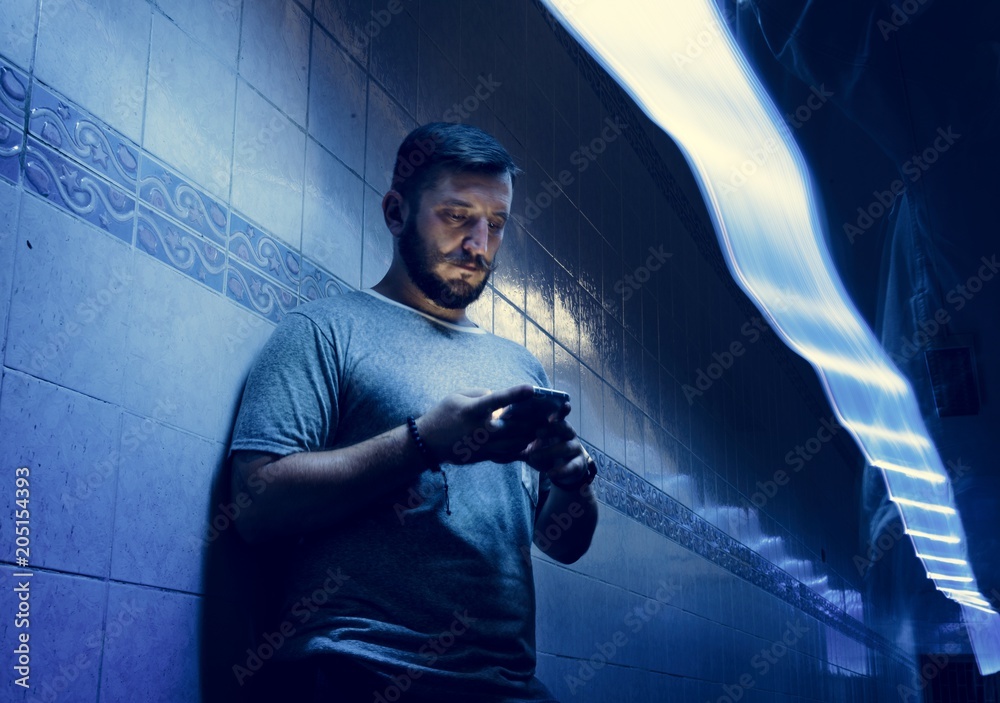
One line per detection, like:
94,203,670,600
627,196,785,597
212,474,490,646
276,290,379,336
483,332,548,382
287,290,375,324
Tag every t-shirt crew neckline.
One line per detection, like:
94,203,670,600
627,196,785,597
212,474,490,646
361,288,486,334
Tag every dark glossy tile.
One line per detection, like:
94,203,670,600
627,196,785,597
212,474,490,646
578,289,602,377
365,81,417,194
525,320,554,386
552,264,579,356
493,291,525,346
524,234,554,334
492,218,527,311
369,0,418,114
315,0,374,67
418,0,461,68
601,310,624,392
551,192,579,278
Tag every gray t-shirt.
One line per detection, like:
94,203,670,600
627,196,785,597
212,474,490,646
229,289,558,701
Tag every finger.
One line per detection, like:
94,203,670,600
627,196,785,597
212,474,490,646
475,383,535,413
455,388,492,398
529,439,582,465
534,419,576,441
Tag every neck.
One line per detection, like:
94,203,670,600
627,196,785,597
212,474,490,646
371,264,475,327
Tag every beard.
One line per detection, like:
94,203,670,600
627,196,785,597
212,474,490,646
397,214,497,310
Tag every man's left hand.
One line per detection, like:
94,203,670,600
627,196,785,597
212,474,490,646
520,404,591,488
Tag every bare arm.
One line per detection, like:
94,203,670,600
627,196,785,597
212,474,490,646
230,384,538,544
523,405,599,564
230,423,425,545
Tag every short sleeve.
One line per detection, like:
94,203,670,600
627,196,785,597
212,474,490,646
228,311,340,460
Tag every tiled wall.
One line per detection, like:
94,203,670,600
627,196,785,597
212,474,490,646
0,0,922,701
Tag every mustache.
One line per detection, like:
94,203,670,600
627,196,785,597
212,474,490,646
443,252,499,273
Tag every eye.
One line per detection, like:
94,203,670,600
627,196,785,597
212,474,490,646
446,212,465,222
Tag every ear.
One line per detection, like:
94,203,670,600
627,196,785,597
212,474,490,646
382,190,408,238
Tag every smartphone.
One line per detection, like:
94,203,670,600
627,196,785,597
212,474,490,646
497,387,570,428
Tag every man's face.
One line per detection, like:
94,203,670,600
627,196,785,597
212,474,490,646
397,170,512,310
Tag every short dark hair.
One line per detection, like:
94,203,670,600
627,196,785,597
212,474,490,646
391,122,522,208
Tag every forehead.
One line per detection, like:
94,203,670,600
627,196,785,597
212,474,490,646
421,170,513,209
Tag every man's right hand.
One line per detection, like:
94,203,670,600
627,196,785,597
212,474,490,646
416,384,539,466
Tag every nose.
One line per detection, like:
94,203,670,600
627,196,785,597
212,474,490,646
463,218,489,258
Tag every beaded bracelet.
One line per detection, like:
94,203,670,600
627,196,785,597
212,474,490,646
406,416,450,515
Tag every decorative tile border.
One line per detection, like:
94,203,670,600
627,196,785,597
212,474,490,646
23,136,136,244
0,62,28,124
139,153,227,246
225,257,299,324
0,50,348,316
0,119,22,185
583,438,913,666
229,213,301,291
29,81,140,192
136,205,226,291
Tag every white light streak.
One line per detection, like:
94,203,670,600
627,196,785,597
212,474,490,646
890,497,957,515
